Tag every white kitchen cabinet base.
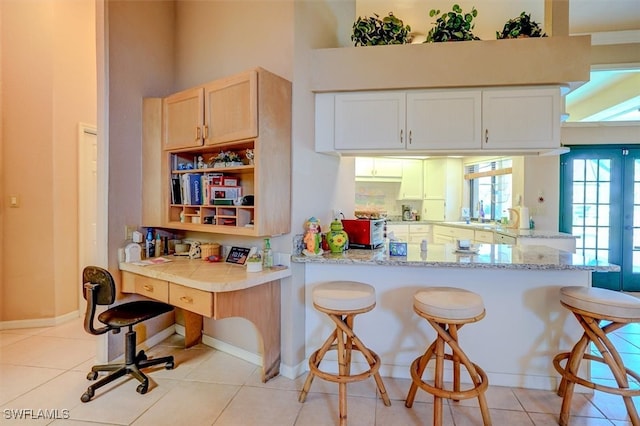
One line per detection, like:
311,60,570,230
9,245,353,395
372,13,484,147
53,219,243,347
303,264,588,391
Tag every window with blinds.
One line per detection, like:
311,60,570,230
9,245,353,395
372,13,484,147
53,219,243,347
465,158,512,221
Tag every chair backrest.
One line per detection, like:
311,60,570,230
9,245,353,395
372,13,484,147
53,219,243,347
82,266,116,335
83,266,116,305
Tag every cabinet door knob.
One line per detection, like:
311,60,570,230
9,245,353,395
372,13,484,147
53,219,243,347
409,130,412,144
400,129,403,144
203,125,209,139
485,129,489,144
143,285,153,292
195,126,201,141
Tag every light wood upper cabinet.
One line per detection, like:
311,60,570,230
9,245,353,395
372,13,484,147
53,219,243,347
163,87,204,150
147,68,292,237
204,70,258,146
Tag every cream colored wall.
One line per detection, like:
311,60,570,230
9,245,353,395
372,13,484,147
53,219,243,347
1,0,96,322
104,0,175,358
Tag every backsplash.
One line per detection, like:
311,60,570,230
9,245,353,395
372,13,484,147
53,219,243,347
355,182,422,219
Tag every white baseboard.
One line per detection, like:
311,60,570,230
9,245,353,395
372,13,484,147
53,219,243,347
0,310,81,330
174,324,301,379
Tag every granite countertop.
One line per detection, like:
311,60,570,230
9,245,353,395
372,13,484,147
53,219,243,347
291,243,618,272
119,257,291,293
386,220,577,239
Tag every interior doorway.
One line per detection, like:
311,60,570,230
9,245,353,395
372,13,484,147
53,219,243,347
560,145,639,292
78,123,98,308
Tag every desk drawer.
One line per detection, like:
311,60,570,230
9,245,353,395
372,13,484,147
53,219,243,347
121,272,169,303
136,277,169,303
169,283,214,317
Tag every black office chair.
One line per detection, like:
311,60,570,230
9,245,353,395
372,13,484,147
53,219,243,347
80,266,175,402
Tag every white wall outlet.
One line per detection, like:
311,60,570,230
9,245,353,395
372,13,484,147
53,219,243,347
125,225,137,240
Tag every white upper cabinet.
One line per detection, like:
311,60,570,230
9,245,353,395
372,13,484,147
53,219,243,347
316,86,561,154
334,92,405,150
398,159,423,200
355,157,402,178
406,90,482,150
482,87,560,150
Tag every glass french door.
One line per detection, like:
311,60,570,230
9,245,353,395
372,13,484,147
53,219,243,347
560,146,640,291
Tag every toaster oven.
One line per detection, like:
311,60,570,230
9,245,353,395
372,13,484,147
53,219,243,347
341,218,385,249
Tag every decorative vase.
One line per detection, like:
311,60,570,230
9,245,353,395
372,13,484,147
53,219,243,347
327,219,349,253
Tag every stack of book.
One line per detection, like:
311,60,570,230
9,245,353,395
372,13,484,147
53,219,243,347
170,173,242,206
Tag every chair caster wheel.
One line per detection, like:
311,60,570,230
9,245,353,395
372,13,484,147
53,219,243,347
81,389,94,403
138,351,148,361
166,361,174,370
87,371,98,381
136,383,148,395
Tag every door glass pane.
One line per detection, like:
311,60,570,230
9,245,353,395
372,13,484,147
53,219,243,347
585,182,598,203
573,159,585,180
599,160,611,181
585,205,598,226
597,205,610,226
573,183,585,203
596,228,609,249
583,226,597,247
572,206,585,226
585,159,599,181
596,249,609,262
598,182,610,201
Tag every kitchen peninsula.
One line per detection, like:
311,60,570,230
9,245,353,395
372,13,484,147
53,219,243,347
292,243,619,391
119,258,291,382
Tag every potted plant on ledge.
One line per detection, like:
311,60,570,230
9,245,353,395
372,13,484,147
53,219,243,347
425,4,480,42
496,12,547,39
212,151,243,168
351,12,412,46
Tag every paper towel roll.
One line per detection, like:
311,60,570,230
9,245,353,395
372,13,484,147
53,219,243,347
519,206,530,229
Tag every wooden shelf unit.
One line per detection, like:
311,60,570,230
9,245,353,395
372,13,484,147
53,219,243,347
150,68,292,237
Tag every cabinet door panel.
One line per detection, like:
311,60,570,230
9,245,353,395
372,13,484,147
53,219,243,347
482,87,560,149
399,159,423,200
407,90,481,150
334,92,405,150
204,70,258,145
163,88,204,150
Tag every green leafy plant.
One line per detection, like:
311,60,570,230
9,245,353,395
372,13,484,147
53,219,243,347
425,4,479,42
351,12,411,46
496,12,547,39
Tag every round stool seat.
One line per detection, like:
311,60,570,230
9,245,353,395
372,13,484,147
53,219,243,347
560,286,640,320
313,281,376,312
414,287,485,321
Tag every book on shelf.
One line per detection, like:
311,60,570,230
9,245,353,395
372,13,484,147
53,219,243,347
189,173,202,205
171,175,182,204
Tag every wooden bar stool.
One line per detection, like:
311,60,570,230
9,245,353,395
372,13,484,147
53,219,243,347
553,286,640,426
405,287,491,426
298,281,391,425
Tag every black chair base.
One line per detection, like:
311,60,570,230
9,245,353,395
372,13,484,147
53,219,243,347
81,330,174,402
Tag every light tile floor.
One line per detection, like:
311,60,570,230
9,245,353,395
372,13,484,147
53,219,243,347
0,316,638,425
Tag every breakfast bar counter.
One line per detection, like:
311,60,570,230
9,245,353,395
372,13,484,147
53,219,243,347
119,258,291,382
292,244,619,390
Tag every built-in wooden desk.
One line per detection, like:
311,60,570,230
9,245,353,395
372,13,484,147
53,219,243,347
119,258,291,382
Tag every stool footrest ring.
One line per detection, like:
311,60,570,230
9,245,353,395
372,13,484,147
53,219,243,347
554,352,640,398
409,354,489,401
308,345,382,384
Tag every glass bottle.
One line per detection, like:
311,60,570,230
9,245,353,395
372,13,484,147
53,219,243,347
146,228,155,258
262,238,273,269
